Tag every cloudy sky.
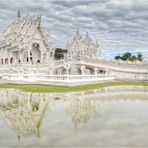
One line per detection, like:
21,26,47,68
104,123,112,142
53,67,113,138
0,0,148,60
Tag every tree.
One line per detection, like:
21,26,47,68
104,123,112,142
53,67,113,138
115,55,121,60
137,52,143,61
130,55,137,61
54,48,68,60
121,52,132,61
114,52,143,62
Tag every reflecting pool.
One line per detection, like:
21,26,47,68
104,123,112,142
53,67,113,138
0,86,148,147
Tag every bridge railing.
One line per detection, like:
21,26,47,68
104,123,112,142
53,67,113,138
2,74,114,82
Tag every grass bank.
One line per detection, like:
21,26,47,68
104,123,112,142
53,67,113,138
0,81,147,92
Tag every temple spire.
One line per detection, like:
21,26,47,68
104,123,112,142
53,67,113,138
84,31,92,45
17,10,21,20
76,28,80,36
75,28,81,40
37,15,42,28
85,31,90,42
85,31,89,38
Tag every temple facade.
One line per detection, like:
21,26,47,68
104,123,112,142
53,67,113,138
66,29,99,60
0,12,147,85
0,12,54,65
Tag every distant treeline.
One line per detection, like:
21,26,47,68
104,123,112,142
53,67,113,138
115,52,143,62
54,49,143,62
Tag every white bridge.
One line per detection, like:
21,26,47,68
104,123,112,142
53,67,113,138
0,57,147,85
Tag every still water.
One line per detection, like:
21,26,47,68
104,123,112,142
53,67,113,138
0,86,148,147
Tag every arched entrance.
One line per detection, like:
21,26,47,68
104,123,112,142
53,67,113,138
1,59,3,64
69,67,82,75
10,58,13,64
61,68,67,75
55,68,63,75
31,43,41,64
85,67,94,75
5,58,8,64
98,69,106,74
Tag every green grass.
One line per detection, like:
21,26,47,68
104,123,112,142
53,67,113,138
0,81,147,92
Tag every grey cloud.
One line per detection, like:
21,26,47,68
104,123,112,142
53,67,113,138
50,0,107,8
0,0,148,59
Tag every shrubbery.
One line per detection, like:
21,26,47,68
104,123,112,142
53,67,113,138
115,52,143,62
54,48,67,60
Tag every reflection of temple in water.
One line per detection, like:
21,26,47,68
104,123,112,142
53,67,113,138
0,89,53,141
61,86,148,127
64,97,97,127
0,86,148,141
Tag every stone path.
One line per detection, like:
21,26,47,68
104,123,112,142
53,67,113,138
0,79,114,86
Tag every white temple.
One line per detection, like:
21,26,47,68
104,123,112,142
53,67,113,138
66,29,99,60
0,11,147,85
0,11,54,65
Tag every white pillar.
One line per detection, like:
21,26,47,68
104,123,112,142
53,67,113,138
81,65,85,75
94,68,98,75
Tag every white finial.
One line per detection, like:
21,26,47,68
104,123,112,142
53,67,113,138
85,31,89,40
85,31,91,44
17,10,21,20
37,15,42,28
86,31,89,37
75,28,81,39
76,28,80,36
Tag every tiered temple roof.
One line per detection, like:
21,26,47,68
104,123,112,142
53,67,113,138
0,12,52,51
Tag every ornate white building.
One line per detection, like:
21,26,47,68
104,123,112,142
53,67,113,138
0,11,54,65
0,12,147,85
66,28,99,60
